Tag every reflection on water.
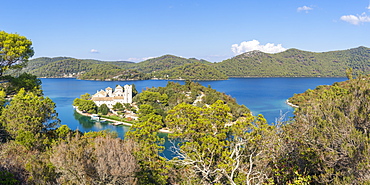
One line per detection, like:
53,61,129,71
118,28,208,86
72,110,132,138
73,111,111,130
73,111,95,129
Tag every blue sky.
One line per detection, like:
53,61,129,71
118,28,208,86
2,0,370,62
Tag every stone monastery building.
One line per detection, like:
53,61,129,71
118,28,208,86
91,85,132,108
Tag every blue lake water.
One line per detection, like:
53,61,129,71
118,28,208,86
41,78,346,134
40,77,347,136
40,78,347,158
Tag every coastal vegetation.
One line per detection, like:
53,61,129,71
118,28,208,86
3,30,370,184
284,74,370,184
133,80,249,122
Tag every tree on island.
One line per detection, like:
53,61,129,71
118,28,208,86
0,31,34,77
73,98,97,114
79,93,91,100
98,104,109,115
112,102,124,111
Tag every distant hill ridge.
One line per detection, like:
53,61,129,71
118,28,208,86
13,46,370,79
216,46,370,77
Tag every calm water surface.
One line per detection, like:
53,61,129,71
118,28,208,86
40,78,347,137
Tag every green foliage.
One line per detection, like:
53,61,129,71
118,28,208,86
25,154,58,184
112,102,124,111
346,67,353,80
0,90,5,110
166,101,279,184
80,93,91,100
0,170,19,185
83,130,118,139
138,104,155,120
55,125,72,141
1,88,59,149
15,130,39,149
137,91,163,104
98,104,109,115
126,114,168,185
73,98,97,114
280,75,370,184
1,73,42,95
0,31,34,76
131,84,138,97
133,81,249,121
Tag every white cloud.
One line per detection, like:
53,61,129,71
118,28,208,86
90,49,99,53
142,56,155,60
340,13,370,25
127,56,155,62
127,58,141,62
231,40,287,55
297,6,313,13
367,5,370,10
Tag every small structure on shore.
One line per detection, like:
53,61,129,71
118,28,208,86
91,114,100,121
91,85,132,108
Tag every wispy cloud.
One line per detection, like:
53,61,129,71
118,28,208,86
90,49,99,53
231,40,286,55
203,54,232,62
127,56,155,62
297,6,313,13
340,13,370,25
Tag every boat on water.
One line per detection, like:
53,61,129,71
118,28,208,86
91,114,100,121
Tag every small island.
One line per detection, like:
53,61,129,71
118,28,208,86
73,80,250,132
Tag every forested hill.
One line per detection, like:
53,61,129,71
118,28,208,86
16,57,134,78
215,46,370,77
127,55,210,73
14,55,226,80
14,46,370,79
151,62,228,80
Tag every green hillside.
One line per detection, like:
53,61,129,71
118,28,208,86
152,63,228,80
13,57,134,78
15,55,227,80
215,46,370,77
127,55,211,73
13,46,370,79
78,63,149,81
28,58,101,77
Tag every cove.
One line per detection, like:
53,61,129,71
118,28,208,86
40,77,347,138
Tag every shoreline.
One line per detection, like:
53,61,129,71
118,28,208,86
74,107,171,133
286,99,299,108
